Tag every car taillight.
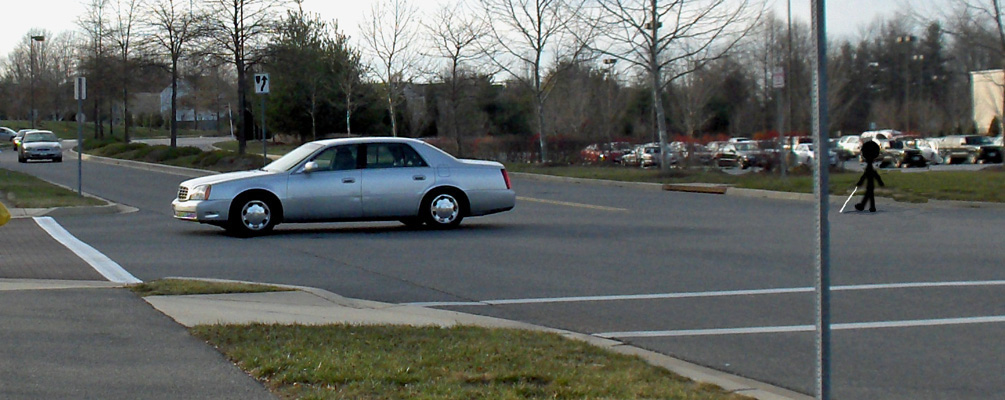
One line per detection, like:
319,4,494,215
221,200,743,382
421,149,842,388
501,169,512,190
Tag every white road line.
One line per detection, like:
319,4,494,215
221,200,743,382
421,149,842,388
594,315,1005,339
33,217,142,284
517,196,628,212
405,280,1005,307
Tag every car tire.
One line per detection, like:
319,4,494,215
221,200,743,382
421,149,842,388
967,153,978,164
421,190,465,229
54,157,62,163
227,195,277,237
18,154,26,163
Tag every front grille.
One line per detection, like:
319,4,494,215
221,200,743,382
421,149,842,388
178,186,189,201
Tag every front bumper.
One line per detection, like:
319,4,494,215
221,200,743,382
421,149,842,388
171,198,232,224
22,148,62,160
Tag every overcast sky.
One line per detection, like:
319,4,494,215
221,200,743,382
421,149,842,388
0,0,947,64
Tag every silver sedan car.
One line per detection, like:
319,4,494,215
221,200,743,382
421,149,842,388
172,137,516,236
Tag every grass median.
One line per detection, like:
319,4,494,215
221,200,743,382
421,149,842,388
0,168,106,208
193,324,753,400
506,163,1005,203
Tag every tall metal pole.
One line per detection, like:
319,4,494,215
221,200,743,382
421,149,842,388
77,97,83,196
810,1,832,399
261,95,267,166
29,35,44,128
30,39,35,128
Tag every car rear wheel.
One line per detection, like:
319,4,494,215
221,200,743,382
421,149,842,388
422,191,464,229
227,195,277,237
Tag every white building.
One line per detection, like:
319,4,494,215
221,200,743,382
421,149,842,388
159,83,220,128
971,69,1004,134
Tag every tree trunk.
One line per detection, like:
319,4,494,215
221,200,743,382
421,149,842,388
387,83,398,137
123,86,130,143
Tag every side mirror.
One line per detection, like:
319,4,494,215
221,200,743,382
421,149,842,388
303,161,319,173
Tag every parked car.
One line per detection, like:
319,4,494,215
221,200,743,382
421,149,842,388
715,141,768,169
860,129,903,143
882,139,927,168
581,142,632,164
836,135,862,160
172,137,516,236
17,130,62,163
620,146,641,166
792,143,838,167
937,135,1003,164
0,127,16,142
914,138,942,164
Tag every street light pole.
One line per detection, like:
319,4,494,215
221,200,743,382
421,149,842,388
29,35,45,128
896,35,916,133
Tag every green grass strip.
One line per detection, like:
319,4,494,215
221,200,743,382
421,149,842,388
130,279,293,297
193,324,754,400
0,168,106,208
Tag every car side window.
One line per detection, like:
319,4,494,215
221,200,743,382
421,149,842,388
311,145,358,171
365,143,428,169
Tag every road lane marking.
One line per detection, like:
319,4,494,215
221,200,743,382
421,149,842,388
33,217,142,284
405,280,1005,307
517,196,628,212
594,315,1005,338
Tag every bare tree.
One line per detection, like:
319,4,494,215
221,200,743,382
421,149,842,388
79,0,113,139
205,0,289,153
426,1,490,156
585,0,763,170
360,0,422,137
144,0,205,147
337,44,364,136
479,0,588,162
112,0,141,142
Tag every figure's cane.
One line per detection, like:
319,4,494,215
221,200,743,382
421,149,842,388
840,186,859,213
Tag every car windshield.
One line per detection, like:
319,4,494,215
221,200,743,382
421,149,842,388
23,132,58,142
262,142,325,172
734,142,757,151
888,141,904,149
965,136,992,145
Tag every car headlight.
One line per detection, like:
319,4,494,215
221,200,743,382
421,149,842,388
188,184,212,200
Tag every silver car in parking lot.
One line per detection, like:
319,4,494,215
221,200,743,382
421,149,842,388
172,137,516,236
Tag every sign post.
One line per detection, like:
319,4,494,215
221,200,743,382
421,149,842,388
74,77,86,196
254,73,270,165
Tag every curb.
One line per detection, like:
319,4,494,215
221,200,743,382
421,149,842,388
71,150,214,178
159,277,811,400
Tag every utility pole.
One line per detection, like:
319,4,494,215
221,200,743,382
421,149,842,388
30,35,45,128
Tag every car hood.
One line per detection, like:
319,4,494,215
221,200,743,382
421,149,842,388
181,169,275,187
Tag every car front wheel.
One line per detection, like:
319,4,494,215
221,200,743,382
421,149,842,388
422,191,464,228
228,196,277,237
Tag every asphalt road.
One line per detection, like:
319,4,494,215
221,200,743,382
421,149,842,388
2,148,1003,399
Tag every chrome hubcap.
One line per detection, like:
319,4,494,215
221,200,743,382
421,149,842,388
241,201,270,230
430,194,459,224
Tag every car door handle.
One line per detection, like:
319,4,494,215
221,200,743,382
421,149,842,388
413,175,426,181
342,178,356,184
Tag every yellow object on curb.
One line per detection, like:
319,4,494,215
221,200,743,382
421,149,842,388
0,202,10,227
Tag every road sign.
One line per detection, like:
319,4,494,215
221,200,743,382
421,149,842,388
74,77,87,100
254,73,270,94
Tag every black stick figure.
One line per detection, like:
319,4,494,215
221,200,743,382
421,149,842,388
855,141,884,212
